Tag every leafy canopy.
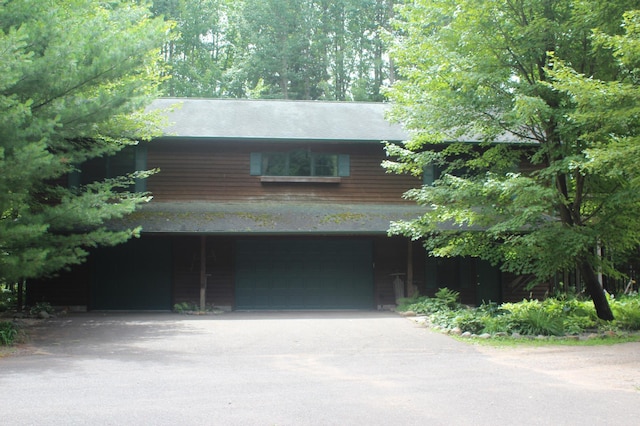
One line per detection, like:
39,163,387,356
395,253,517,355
384,0,640,319
0,0,170,283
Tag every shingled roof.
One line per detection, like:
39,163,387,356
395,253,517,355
110,202,427,235
149,98,409,142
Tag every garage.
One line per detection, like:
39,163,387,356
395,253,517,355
235,239,374,309
90,238,173,310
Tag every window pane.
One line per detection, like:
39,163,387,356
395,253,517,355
289,150,311,176
313,154,337,176
262,152,288,176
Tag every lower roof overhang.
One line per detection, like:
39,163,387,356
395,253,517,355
108,201,426,236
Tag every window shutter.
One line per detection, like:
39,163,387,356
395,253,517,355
68,170,80,189
250,153,262,175
337,154,350,177
423,164,435,185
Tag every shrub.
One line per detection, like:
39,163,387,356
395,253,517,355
611,297,640,330
434,288,461,310
0,321,18,346
0,286,18,312
29,302,55,317
173,302,199,313
398,292,640,337
453,310,485,334
509,309,565,336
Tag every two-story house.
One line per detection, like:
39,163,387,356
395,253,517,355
28,99,542,311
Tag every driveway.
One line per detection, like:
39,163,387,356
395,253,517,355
1,311,639,425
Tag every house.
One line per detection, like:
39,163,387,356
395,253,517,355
27,99,543,311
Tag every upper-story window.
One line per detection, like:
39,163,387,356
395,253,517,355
69,145,147,192
262,150,337,176
250,150,350,180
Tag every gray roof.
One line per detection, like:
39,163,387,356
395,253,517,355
109,202,426,235
148,98,409,142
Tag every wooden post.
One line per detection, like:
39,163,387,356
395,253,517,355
407,240,414,297
200,236,206,312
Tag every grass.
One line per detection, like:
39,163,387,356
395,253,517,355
464,333,640,347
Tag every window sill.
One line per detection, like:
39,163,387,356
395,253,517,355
259,176,342,184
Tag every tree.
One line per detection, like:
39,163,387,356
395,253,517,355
152,0,244,97
0,0,170,284
384,0,640,320
154,0,397,100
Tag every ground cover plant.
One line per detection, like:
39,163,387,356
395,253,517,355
398,289,640,339
0,321,18,346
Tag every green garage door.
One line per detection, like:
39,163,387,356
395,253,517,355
91,238,172,310
236,239,373,309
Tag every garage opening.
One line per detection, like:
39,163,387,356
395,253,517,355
235,239,373,309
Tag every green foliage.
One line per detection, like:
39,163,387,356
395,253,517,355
173,302,199,313
173,301,222,314
0,321,18,346
29,302,55,317
397,288,461,314
612,296,640,330
385,0,640,320
399,293,640,337
153,0,396,100
434,288,461,309
0,285,20,312
0,1,170,283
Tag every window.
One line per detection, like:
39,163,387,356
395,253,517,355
69,145,147,192
251,150,349,179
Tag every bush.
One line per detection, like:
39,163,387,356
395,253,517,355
0,285,19,312
453,310,485,334
0,321,18,346
29,302,55,317
397,290,640,337
611,297,640,330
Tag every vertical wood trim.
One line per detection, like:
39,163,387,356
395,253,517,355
200,236,206,311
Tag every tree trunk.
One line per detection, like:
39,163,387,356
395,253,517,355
579,259,614,320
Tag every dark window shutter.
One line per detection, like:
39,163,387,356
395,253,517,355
68,170,80,189
423,164,435,185
337,154,350,177
250,153,262,175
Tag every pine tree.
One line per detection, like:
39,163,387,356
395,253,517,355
0,0,170,283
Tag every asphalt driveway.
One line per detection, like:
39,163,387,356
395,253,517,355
1,311,639,425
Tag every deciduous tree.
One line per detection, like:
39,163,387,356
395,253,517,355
384,0,640,320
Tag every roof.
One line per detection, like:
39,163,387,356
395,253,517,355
109,202,426,235
148,98,409,142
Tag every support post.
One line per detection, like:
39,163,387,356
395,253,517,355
200,236,207,312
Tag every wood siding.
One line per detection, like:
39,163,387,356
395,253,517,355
374,237,425,306
170,235,424,310
172,236,235,308
147,140,420,204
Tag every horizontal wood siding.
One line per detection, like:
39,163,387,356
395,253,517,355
147,140,420,203
172,236,234,308
502,272,550,302
373,237,425,306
